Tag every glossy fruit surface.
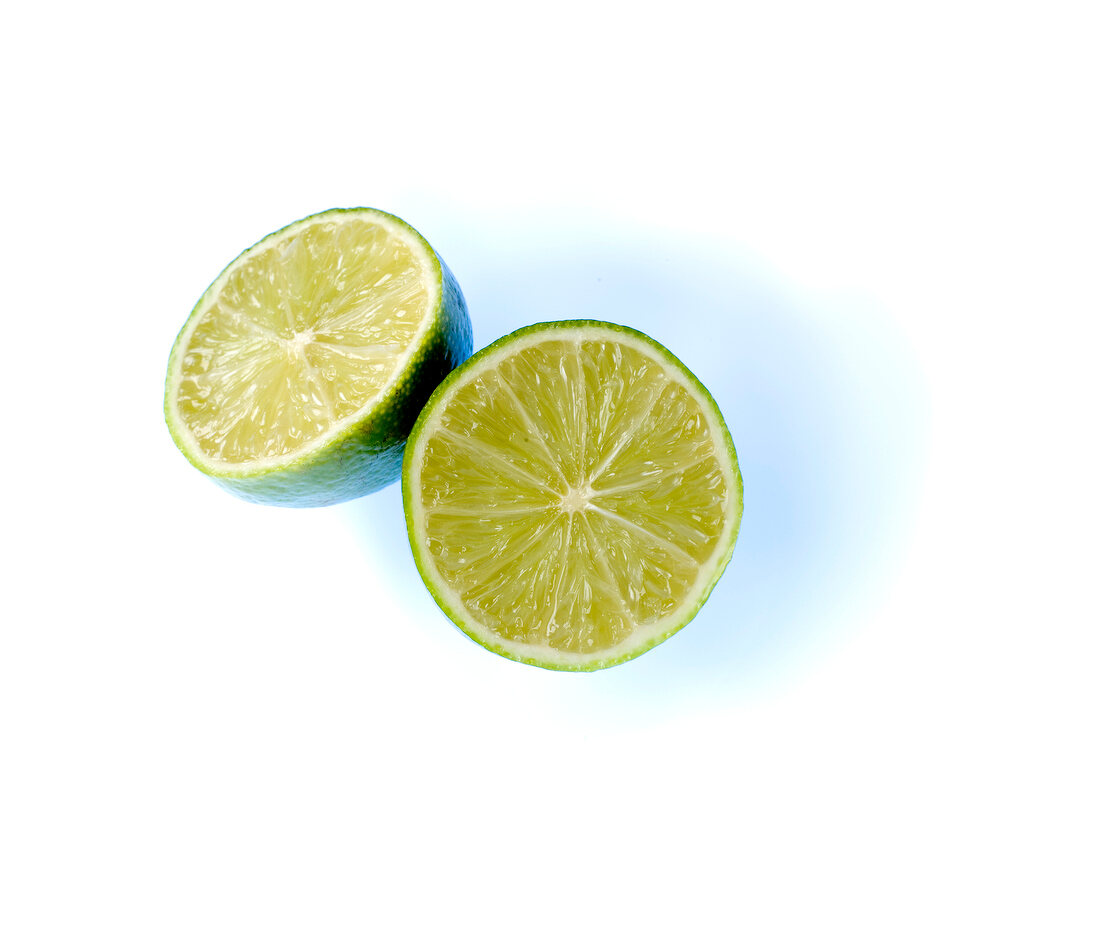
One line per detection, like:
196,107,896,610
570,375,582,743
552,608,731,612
165,207,472,506
403,320,742,670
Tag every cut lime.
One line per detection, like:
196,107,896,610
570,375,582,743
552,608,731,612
164,208,472,506
403,320,743,671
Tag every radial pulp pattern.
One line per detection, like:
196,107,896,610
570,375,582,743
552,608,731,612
165,208,472,506
404,321,742,670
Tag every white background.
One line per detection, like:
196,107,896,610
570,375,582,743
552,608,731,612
2,2,1097,924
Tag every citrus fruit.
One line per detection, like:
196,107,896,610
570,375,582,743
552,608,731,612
402,320,743,671
164,207,472,506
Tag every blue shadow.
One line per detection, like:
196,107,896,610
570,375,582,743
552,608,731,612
343,223,928,721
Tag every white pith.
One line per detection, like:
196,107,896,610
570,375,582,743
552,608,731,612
165,210,440,475
407,325,742,669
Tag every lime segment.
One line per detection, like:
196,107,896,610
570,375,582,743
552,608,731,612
403,321,742,670
165,208,472,506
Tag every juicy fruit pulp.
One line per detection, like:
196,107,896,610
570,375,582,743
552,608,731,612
177,220,429,463
165,208,472,506
404,322,742,671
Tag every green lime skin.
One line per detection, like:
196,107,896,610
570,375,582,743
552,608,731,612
164,208,473,507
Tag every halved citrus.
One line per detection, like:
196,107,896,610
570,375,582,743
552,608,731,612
402,320,743,671
164,208,472,506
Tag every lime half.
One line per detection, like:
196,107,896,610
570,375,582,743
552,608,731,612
403,321,743,671
165,208,471,506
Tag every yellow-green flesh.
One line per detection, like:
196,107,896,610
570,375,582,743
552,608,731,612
175,219,430,464
418,336,729,657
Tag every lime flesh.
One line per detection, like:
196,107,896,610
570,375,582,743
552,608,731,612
165,208,471,506
403,321,742,670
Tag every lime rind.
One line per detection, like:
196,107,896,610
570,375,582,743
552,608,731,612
165,207,472,507
402,320,743,671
